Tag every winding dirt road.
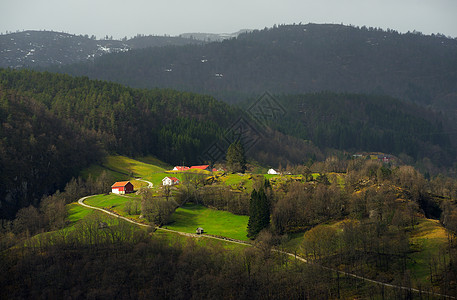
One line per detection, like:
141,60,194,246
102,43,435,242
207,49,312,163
136,178,153,188
78,194,456,299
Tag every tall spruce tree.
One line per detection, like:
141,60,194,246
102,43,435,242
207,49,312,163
247,181,271,239
226,141,246,173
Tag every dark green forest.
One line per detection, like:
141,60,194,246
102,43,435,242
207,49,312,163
1,68,456,219
251,93,456,171
53,24,457,111
0,69,232,218
0,69,320,218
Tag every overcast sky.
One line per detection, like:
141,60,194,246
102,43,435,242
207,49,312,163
1,0,456,39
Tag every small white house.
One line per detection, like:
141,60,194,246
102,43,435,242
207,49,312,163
162,176,179,186
267,168,278,175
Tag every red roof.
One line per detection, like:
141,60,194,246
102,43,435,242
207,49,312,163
111,181,131,188
190,165,210,170
174,166,190,171
169,177,179,182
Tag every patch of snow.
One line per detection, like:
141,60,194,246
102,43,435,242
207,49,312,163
97,45,111,52
164,69,173,72
201,59,208,63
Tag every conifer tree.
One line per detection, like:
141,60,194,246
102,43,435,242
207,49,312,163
247,180,271,239
226,141,246,173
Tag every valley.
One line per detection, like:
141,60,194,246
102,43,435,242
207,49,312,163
1,20,457,299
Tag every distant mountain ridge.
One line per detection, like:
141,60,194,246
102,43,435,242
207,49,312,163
52,23,457,111
179,29,251,41
0,30,204,68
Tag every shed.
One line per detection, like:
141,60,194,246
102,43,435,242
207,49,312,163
111,181,134,194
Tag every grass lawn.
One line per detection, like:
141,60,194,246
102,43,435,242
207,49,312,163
80,155,169,182
79,163,127,181
218,173,254,193
408,218,449,284
65,201,248,250
84,194,142,220
66,203,94,224
263,174,278,180
104,155,166,177
166,203,250,241
135,155,172,170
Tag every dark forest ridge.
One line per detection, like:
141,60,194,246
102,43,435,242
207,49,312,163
0,30,205,68
49,23,457,112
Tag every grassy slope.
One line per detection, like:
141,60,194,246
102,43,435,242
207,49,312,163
65,199,247,250
166,203,250,241
281,216,451,287
81,155,175,190
78,155,451,287
408,218,449,284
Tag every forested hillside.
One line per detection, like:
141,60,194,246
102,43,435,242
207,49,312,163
54,23,457,110
0,69,319,218
0,87,103,219
1,69,456,219
253,93,456,172
0,30,204,69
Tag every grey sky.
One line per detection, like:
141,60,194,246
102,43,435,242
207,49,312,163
1,0,456,38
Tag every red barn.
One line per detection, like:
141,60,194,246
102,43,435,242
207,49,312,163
111,181,134,194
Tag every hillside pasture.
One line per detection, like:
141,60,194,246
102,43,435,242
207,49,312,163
84,194,143,220
166,203,250,241
408,218,450,284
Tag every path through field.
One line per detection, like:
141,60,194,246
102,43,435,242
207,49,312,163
78,195,456,299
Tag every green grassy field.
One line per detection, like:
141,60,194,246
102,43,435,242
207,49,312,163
81,155,169,182
105,155,167,176
84,194,143,220
135,155,172,170
66,203,95,224
76,154,451,288
166,203,250,241
408,218,449,284
65,201,248,251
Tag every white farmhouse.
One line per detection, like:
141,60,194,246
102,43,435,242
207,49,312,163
267,168,278,175
162,176,179,186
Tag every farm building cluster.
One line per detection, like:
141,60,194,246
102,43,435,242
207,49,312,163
172,165,217,172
